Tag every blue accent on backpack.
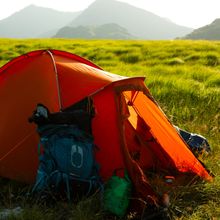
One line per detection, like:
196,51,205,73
32,124,102,200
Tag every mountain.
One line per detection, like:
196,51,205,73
53,23,135,39
67,0,192,40
0,5,81,38
184,19,220,40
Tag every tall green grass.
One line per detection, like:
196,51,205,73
0,39,219,219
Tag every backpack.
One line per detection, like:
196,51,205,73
30,103,102,200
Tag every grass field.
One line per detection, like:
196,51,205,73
0,39,219,219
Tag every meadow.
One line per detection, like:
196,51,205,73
0,39,219,219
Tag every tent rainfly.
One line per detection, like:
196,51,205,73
0,50,212,204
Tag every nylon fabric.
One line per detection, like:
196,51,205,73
124,90,211,180
0,49,212,193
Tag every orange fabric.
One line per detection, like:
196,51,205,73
124,120,156,171
0,50,127,183
0,49,211,189
93,88,125,180
123,89,212,180
115,93,159,205
0,53,60,182
54,55,118,108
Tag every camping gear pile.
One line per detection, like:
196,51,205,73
0,50,212,218
103,170,132,218
29,103,102,201
175,126,211,155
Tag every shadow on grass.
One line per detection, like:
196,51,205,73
1,175,220,220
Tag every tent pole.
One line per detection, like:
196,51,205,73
46,50,62,110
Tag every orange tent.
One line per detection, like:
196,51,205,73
0,50,211,203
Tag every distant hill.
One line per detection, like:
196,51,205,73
67,0,192,39
53,23,135,39
0,5,80,38
184,19,220,40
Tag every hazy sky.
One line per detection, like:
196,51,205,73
1,0,220,28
